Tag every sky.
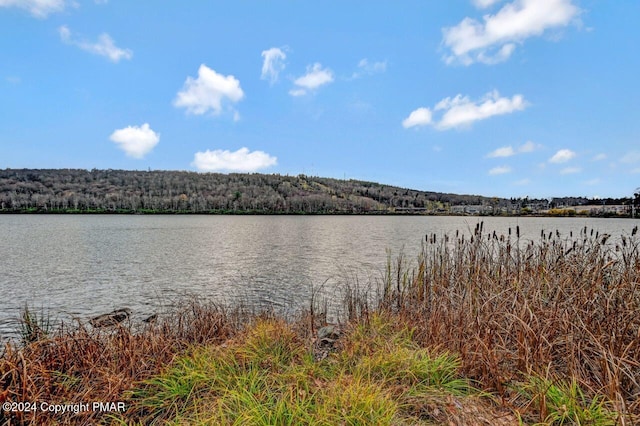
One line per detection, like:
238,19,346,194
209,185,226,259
1,0,639,199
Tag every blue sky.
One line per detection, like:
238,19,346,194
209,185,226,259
1,0,639,198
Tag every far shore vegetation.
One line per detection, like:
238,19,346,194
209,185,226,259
2,223,639,425
2,168,639,217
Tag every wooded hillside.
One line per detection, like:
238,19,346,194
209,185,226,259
0,169,498,214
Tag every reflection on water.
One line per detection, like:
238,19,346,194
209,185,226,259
1,214,638,339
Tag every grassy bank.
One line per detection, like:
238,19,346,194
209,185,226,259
1,224,639,424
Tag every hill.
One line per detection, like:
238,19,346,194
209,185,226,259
0,168,503,214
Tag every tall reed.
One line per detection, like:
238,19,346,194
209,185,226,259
374,223,640,422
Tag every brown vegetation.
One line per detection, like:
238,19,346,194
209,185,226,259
0,303,236,424
381,224,640,423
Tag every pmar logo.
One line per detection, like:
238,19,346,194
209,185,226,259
92,402,126,412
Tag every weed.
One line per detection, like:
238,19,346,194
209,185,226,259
18,304,50,345
515,375,618,425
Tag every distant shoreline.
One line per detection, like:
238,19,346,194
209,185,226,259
0,208,635,219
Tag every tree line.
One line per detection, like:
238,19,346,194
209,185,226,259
0,168,490,214
0,169,636,215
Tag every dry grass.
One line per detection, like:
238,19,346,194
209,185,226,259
0,302,236,424
375,223,640,424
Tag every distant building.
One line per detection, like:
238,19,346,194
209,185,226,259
450,205,493,215
571,205,629,216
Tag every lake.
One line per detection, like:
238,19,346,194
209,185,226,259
1,215,639,339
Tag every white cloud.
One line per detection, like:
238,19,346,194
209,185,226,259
486,140,538,158
403,91,526,130
438,90,526,130
585,178,600,185
109,123,159,159
261,47,286,84
549,149,576,163
476,43,516,64
442,0,580,65
560,167,581,174
518,140,538,153
192,147,277,172
59,26,132,62
621,151,640,164
513,178,530,185
487,146,516,158
402,107,432,129
290,63,333,96
592,153,607,161
174,64,244,116
0,0,65,18
489,165,512,175
351,58,387,79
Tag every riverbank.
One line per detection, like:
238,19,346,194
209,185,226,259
2,225,638,424
0,206,636,218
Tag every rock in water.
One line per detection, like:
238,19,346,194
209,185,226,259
90,309,131,327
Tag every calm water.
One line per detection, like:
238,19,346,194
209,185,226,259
1,215,638,339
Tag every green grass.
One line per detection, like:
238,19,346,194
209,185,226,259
19,304,51,345
514,376,618,425
126,315,483,425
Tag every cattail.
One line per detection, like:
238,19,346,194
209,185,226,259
516,225,520,238
632,225,638,236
